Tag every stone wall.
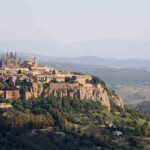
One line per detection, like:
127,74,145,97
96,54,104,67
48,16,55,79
0,90,4,98
43,83,111,110
4,90,20,100
24,82,124,110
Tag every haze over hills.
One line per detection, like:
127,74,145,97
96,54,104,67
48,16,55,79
1,1,150,149
1,39,150,60
1,49,150,104
1,52,150,69
40,56,150,69
47,62,150,104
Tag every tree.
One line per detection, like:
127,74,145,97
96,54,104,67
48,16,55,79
141,122,149,136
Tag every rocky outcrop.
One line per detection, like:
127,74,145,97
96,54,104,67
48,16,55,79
25,82,124,110
44,83,111,109
110,95,124,108
25,83,44,100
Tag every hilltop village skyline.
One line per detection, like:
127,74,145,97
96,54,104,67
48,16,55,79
0,52,123,110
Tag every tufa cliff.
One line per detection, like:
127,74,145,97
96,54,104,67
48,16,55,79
25,82,124,110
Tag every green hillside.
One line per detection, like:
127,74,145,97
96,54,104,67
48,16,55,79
136,101,150,115
0,97,150,150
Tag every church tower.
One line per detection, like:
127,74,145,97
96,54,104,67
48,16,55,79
33,56,36,64
0,56,5,68
0,52,20,68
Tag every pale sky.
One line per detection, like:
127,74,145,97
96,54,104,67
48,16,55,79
0,0,150,58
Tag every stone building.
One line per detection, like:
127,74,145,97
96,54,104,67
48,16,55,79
72,75,92,84
0,52,21,68
0,90,20,100
4,90,20,100
20,60,54,74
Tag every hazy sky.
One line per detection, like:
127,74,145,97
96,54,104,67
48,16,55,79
0,0,150,58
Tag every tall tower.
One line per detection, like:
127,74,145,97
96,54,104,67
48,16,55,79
18,57,21,66
14,52,17,66
33,56,36,64
15,52,17,58
1,56,5,68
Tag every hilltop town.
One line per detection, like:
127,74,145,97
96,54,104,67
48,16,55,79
0,52,123,110
0,53,150,150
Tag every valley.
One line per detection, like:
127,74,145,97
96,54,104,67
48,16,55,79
47,62,150,104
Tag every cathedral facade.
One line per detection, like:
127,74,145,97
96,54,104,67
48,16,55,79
0,52,21,68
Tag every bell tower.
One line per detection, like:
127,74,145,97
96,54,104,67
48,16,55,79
33,56,36,64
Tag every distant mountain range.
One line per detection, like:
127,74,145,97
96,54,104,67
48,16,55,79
1,51,150,69
1,39,150,68
0,39,150,59
40,56,150,69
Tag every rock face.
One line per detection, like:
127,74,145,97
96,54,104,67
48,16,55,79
25,83,43,100
25,82,124,110
110,95,124,108
44,83,111,109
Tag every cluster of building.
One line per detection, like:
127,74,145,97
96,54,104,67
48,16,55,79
0,52,92,100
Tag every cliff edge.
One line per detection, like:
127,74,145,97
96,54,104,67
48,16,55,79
25,82,124,110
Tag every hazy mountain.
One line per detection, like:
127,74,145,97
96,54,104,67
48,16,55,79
1,39,150,59
42,56,150,69
17,53,150,69
1,51,150,69
1,39,150,68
